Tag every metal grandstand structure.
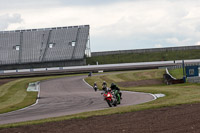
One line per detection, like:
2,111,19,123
0,25,90,70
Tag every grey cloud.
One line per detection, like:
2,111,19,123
195,25,200,32
0,14,23,30
0,0,59,9
0,0,135,9
58,0,134,6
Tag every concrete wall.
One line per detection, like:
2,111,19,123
0,59,86,70
187,77,200,83
91,45,200,57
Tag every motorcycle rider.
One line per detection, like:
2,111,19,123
88,71,92,77
93,82,98,91
101,84,110,95
110,83,122,103
102,81,107,91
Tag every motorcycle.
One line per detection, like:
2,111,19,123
113,89,121,104
93,85,98,91
102,90,118,107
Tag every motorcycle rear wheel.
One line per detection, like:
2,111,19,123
113,100,117,106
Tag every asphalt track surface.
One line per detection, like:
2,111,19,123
0,75,154,125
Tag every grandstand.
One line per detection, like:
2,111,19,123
0,25,90,70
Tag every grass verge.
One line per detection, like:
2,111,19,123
168,68,184,79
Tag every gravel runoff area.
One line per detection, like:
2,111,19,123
1,103,200,133
117,79,163,87
0,78,17,86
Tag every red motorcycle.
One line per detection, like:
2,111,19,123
102,90,117,107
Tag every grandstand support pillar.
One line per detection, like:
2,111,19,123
41,30,52,61
72,28,80,59
19,32,23,63
86,33,91,57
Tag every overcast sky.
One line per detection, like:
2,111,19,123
0,0,200,52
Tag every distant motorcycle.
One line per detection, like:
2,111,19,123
102,90,118,107
93,85,98,91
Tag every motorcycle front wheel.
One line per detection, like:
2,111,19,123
106,100,112,107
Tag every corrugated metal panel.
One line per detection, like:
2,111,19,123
0,25,89,65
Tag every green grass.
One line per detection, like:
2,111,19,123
87,49,200,65
85,69,200,109
86,69,165,89
0,79,37,113
168,68,184,79
1,69,200,129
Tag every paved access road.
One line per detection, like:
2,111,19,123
0,75,154,125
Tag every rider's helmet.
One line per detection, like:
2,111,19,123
110,83,116,89
102,81,107,86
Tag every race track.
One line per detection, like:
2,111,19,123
0,75,154,125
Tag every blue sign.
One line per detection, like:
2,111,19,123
186,66,199,77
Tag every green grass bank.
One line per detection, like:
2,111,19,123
87,49,200,65
168,68,184,79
